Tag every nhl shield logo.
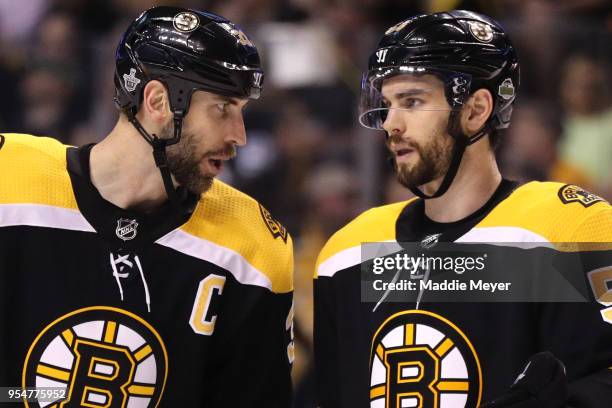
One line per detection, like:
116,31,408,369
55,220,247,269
421,233,442,249
123,68,141,93
116,218,139,241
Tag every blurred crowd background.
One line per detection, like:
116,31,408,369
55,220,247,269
1,0,611,405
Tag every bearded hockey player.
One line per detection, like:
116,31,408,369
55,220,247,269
314,10,612,408
0,6,293,407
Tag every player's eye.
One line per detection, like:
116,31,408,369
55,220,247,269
216,103,229,113
400,97,423,109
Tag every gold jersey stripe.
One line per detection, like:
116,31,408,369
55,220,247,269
370,385,386,399
36,364,71,381
316,180,612,280
315,200,414,278
0,134,293,294
171,180,294,293
436,380,469,392
0,134,77,209
475,181,612,244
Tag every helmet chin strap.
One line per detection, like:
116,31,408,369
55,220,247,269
408,112,489,200
126,109,192,212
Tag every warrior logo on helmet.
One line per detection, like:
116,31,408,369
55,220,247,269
173,11,200,32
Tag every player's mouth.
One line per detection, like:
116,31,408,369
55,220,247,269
393,147,416,163
203,156,231,176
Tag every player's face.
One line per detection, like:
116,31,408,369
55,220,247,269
380,74,454,190
164,91,249,195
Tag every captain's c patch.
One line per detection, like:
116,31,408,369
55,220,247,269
558,184,605,208
259,204,288,243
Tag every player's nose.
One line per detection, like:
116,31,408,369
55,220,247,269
382,108,406,136
226,115,247,147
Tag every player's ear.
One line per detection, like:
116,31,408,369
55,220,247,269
460,88,493,136
139,80,171,124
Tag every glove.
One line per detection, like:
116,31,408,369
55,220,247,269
480,351,568,408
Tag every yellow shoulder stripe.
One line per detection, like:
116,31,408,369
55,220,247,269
0,133,76,209
180,180,293,293
314,199,415,278
476,181,611,244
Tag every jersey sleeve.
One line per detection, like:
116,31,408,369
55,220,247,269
204,229,295,407
542,202,612,407
312,202,406,407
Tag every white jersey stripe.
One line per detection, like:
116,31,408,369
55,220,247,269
156,229,273,291
318,226,553,278
457,226,552,247
0,203,95,232
317,241,401,278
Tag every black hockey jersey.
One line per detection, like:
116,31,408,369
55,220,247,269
0,134,294,407
314,179,612,407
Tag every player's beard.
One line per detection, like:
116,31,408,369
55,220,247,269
389,120,454,190
163,124,235,196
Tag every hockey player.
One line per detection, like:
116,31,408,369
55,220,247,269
314,10,612,408
0,6,293,407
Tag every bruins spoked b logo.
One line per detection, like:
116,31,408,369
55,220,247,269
558,184,605,208
23,307,168,407
370,310,482,408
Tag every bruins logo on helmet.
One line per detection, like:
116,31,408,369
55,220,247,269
370,310,482,408
468,21,494,43
558,184,606,208
23,306,168,407
173,11,199,33
259,204,288,243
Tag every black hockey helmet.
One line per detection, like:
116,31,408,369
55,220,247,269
115,6,264,121
359,10,520,198
113,6,264,209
